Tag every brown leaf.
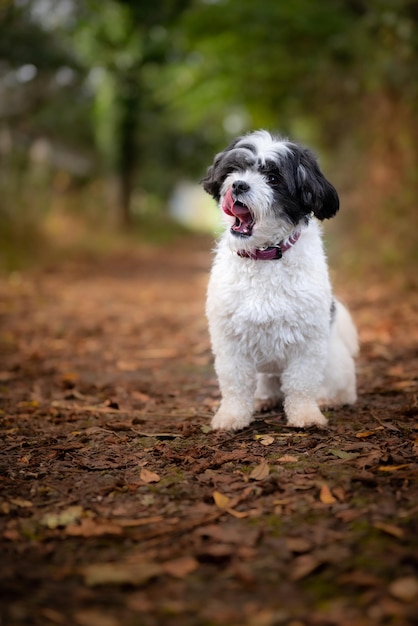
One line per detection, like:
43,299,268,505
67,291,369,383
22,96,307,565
389,576,418,602
258,435,274,446
290,554,323,581
3,528,21,541
0,371,14,382
338,571,383,587
335,509,362,523
277,455,298,463
9,498,33,508
74,609,120,626
319,484,337,504
140,468,161,483
162,556,199,578
286,537,313,554
198,544,234,559
117,516,164,527
249,459,270,481
131,390,152,403
378,464,410,472
74,610,119,626
213,491,230,509
65,518,123,537
355,427,384,438
41,506,84,529
329,449,359,460
82,561,162,587
226,508,249,519
196,523,260,546
40,608,66,625
373,521,404,539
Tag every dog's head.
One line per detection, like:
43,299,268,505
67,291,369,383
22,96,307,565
201,130,339,247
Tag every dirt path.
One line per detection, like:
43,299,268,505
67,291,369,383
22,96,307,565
0,238,417,626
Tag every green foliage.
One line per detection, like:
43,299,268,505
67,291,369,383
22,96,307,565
0,0,417,265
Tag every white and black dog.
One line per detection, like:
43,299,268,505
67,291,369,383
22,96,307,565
202,130,358,431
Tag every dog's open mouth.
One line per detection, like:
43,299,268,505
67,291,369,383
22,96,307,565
222,188,254,237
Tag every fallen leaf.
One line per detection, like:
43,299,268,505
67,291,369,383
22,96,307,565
40,608,66,625
389,576,418,602
82,561,162,587
356,450,382,468
140,468,160,483
41,506,84,529
258,435,274,446
3,528,21,541
335,509,362,523
338,571,383,587
329,449,359,460
355,427,384,438
17,400,39,409
392,380,416,391
290,554,323,581
373,522,404,539
286,537,313,553
213,491,230,509
162,556,199,578
319,484,337,504
249,460,270,481
10,498,33,508
376,421,400,432
74,610,119,626
195,524,239,543
277,455,298,463
65,518,123,537
117,516,164,527
332,486,346,502
226,508,249,519
198,543,234,559
0,371,14,382
130,390,151,403
378,464,410,472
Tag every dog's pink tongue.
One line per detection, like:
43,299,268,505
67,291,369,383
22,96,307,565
222,188,235,216
222,187,253,235
222,189,250,218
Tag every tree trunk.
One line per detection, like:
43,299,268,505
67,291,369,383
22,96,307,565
114,74,139,228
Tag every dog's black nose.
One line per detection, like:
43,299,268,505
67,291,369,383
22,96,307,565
232,180,250,194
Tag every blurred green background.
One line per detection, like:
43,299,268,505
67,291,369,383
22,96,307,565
0,0,417,280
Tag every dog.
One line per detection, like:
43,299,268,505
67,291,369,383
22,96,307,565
202,130,358,431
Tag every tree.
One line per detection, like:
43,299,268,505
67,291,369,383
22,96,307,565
73,0,193,227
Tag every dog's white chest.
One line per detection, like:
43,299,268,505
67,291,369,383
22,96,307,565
207,246,331,364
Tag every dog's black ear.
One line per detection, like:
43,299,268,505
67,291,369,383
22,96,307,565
201,137,244,202
201,163,221,201
297,149,339,220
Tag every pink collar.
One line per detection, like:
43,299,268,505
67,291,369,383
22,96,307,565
237,230,301,260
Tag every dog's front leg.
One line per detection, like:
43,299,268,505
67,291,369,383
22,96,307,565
212,351,256,431
281,347,328,428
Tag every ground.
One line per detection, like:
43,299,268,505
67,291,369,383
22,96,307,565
0,236,417,626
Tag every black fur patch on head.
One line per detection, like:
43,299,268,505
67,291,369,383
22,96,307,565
296,148,339,220
201,139,256,201
201,131,339,222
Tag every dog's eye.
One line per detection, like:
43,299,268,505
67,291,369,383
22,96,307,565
266,173,280,187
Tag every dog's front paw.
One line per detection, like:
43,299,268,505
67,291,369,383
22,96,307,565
285,402,328,429
211,409,253,432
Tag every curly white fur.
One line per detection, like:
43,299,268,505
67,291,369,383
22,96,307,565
203,131,358,431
